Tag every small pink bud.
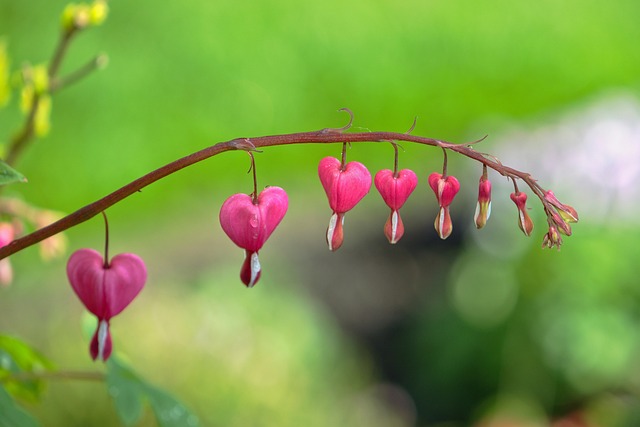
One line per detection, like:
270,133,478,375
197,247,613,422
544,190,579,223
474,174,492,229
67,248,147,361
374,169,418,244
219,186,288,287
318,157,371,251
428,173,460,239
510,192,534,237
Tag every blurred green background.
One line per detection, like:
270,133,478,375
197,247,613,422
1,0,640,425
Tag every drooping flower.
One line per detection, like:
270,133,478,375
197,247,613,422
542,224,562,250
67,248,147,361
374,169,418,244
510,191,534,236
428,173,460,239
474,172,492,229
0,222,15,286
318,156,371,251
219,186,288,287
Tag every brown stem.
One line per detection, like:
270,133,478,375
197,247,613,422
0,129,547,261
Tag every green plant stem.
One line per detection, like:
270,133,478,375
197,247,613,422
0,127,551,261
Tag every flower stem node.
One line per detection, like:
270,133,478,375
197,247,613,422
474,172,492,229
67,248,147,361
374,169,418,244
318,156,372,251
219,186,288,287
428,173,460,240
510,191,534,237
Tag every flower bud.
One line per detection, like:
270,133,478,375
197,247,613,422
474,174,492,229
510,192,534,236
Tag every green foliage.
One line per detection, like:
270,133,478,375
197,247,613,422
0,160,27,185
0,386,41,427
106,357,199,427
0,40,9,107
0,335,53,403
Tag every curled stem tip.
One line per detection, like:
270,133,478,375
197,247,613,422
405,116,418,135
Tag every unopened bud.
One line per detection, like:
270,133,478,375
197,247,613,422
510,192,534,237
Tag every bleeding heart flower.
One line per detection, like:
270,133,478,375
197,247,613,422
318,156,371,251
428,173,460,239
474,173,492,229
429,172,460,240
67,248,147,361
374,169,418,243
219,186,288,287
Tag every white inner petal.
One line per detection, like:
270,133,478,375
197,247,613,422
98,319,109,360
391,210,399,243
327,213,338,251
249,252,261,288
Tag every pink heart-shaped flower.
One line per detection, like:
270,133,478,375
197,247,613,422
219,186,288,287
67,248,146,361
374,169,418,211
67,249,147,320
219,186,288,253
318,157,371,214
374,169,418,244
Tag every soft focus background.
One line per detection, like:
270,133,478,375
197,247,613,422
1,0,640,425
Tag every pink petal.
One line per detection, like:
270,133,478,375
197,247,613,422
67,249,147,320
318,157,371,213
219,186,288,252
374,169,418,210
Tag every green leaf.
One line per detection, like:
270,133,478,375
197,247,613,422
106,357,199,427
0,385,41,427
0,160,27,186
0,335,54,403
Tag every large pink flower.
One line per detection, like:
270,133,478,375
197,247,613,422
318,156,371,251
67,249,147,361
219,186,288,287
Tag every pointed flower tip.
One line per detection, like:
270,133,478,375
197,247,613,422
384,210,404,244
240,251,261,287
326,212,344,251
434,207,453,240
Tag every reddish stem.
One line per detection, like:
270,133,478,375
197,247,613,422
0,128,548,261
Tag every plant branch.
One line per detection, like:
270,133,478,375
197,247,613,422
0,127,552,261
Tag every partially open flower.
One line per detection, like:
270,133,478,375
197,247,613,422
67,248,147,361
510,191,534,237
318,157,371,251
374,169,418,244
428,173,460,239
544,190,579,224
474,173,492,229
219,186,288,287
